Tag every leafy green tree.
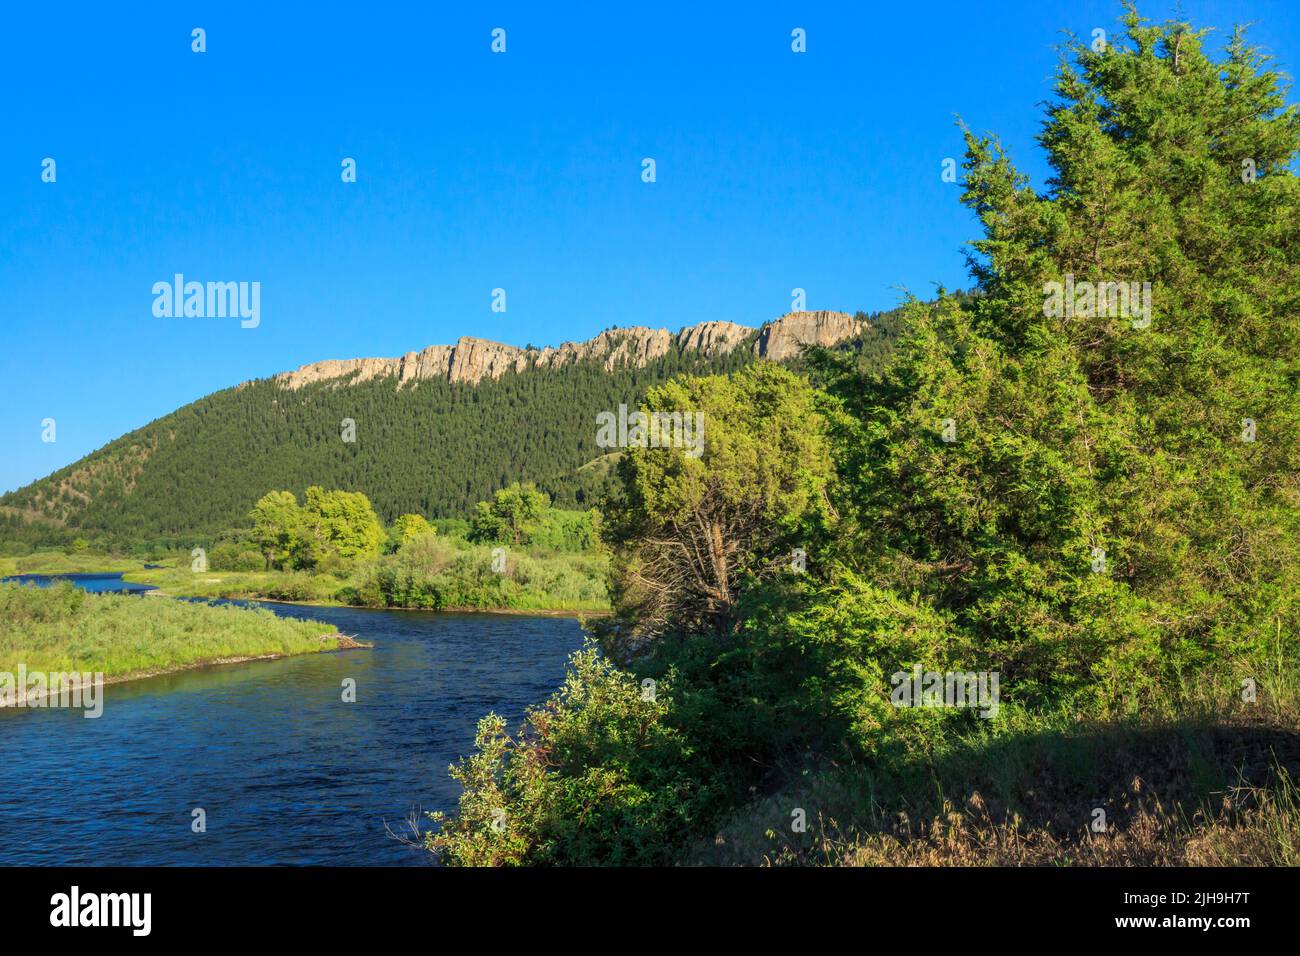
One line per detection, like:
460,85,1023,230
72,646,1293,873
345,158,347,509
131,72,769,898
804,8,1300,716
249,491,302,570
387,513,433,553
299,487,384,564
525,507,601,552
469,482,550,547
599,362,835,657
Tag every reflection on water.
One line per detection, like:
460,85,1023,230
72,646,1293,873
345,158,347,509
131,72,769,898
0,594,585,865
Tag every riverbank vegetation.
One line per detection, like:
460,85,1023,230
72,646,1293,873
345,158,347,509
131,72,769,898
0,581,346,684
4,485,610,613
123,541,607,612
428,11,1300,866
0,549,150,578
157,482,609,611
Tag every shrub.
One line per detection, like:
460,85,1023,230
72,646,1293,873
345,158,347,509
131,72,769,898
208,542,266,572
428,646,707,866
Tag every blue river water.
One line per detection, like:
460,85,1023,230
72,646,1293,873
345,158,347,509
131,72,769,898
0,571,158,594
0,575,585,865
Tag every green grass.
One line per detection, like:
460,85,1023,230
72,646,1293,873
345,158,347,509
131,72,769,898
122,541,611,612
122,566,341,604
0,550,149,577
0,581,343,681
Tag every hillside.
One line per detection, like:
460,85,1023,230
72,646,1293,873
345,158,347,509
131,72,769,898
1,310,901,547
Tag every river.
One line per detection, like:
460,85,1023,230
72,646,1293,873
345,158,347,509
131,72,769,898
0,574,585,865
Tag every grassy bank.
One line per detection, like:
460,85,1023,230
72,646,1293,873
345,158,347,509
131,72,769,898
0,581,352,686
0,550,150,577
123,539,610,613
695,701,1300,866
122,566,341,604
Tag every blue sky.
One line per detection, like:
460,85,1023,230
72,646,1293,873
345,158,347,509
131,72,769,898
2,0,1296,494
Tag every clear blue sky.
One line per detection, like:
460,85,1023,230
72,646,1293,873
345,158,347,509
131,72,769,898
2,0,1295,495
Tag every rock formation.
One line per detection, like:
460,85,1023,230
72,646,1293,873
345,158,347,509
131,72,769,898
271,311,864,390
754,310,864,362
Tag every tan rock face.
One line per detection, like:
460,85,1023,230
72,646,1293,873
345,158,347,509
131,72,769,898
678,320,753,357
273,356,402,389
271,311,860,390
398,345,454,384
755,310,865,362
448,337,525,384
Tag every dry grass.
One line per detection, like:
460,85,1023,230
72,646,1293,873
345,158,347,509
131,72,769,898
697,712,1300,866
828,775,1299,866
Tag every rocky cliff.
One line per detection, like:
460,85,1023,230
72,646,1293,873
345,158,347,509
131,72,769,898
272,311,863,390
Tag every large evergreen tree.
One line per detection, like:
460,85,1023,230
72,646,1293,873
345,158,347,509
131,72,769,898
805,8,1300,719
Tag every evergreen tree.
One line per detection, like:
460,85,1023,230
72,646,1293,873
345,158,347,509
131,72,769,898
806,8,1300,714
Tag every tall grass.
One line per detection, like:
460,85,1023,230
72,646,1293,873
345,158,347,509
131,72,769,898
0,550,147,577
696,696,1300,866
122,566,341,603
0,582,340,679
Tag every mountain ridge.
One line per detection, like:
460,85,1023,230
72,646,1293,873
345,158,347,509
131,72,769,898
269,310,862,389
1,307,895,544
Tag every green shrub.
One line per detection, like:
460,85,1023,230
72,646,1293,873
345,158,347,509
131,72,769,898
524,508,600,553
339,536,607,610
262,572,331,603
208,542,266,572
428,646,708,866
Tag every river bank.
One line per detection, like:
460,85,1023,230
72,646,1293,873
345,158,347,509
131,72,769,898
3,546,611,614
0,579,362,698
0,634,369,709
121,563,609,614
230,592,609,618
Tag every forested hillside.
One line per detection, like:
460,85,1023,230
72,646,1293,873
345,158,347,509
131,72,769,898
0,311,903,548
